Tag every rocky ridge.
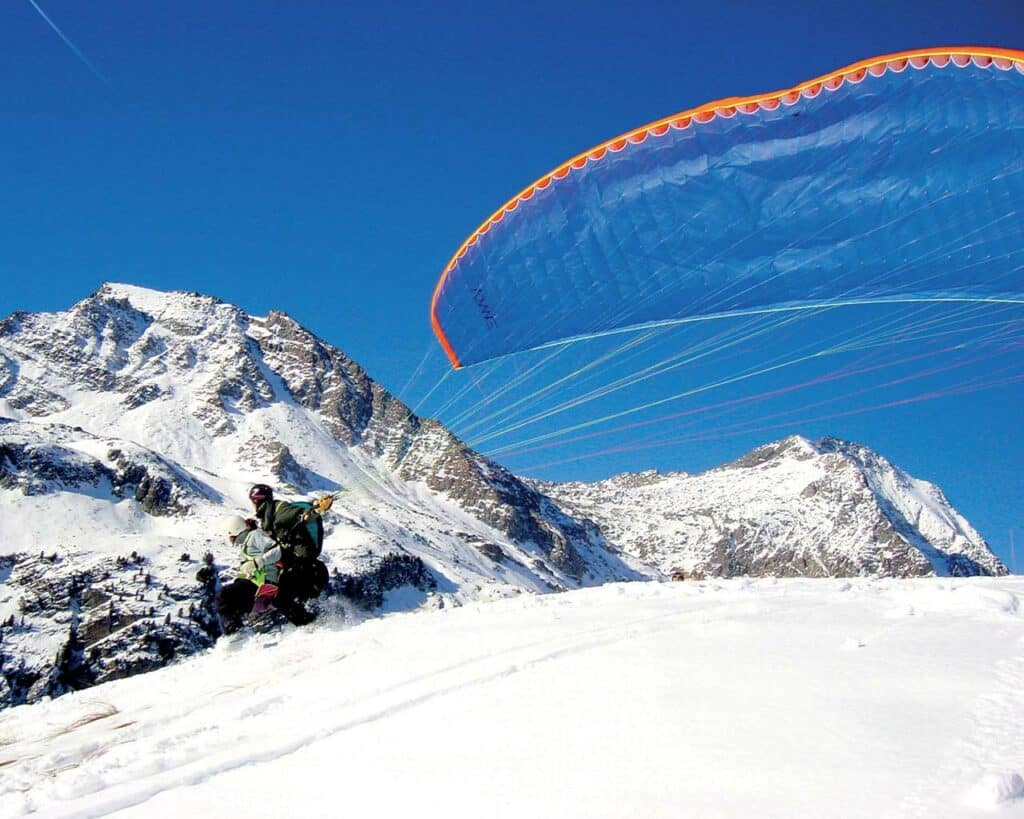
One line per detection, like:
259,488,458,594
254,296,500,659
535,436,1006,579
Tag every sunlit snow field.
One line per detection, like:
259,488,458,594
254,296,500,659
2,577,1023,819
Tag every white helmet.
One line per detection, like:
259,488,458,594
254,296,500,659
223,515,249,538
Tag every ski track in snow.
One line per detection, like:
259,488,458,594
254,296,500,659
3,595,733,818
1,578,1023,819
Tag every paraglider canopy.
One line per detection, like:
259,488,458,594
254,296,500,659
431,47,1024,369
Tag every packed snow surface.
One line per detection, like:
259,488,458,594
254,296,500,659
2,577,1023,819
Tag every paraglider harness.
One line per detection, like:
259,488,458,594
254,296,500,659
260,498,327,561
260,490,346,555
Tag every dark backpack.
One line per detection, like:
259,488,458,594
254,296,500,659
263,500,324,560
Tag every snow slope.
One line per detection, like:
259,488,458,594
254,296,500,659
2,577,1022,819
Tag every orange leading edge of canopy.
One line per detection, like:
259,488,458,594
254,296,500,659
429,46,1024,370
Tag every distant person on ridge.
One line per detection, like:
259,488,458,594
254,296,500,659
247,483,331,625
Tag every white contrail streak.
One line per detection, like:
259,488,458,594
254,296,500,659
25,0,108,83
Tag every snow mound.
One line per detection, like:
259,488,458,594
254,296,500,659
965,771,1024,808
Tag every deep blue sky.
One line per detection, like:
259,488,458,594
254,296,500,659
2,1,1022,568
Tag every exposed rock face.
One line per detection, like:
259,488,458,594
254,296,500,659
537,436,1007,579
248,311,592,577
0,551,218,707
0,421,215,515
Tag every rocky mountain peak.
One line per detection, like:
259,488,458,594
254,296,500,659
541,435,1006,580
722,434,820,470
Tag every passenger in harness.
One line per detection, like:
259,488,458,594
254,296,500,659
215,515,284,634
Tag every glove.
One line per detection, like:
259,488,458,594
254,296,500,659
312,495,334,515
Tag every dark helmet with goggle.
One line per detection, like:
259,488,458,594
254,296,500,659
249,483,274,504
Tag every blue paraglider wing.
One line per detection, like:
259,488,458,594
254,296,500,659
431,48,1024,369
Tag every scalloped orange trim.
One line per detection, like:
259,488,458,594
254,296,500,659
431,46,1024,369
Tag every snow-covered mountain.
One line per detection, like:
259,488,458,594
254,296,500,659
536,435,1006,579
0,284,646,706
0,284,1006,708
